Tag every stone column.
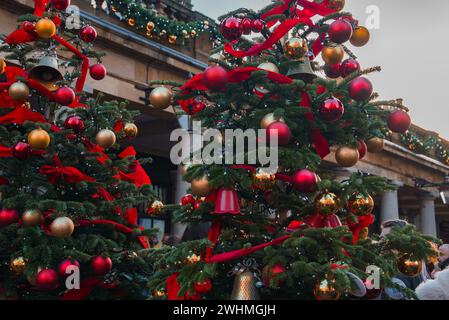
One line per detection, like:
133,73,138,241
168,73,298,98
171,167,190,240
380,181,403,223
419,194,437,236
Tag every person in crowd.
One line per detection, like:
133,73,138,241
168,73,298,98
416,268,449,300
431,244,449,278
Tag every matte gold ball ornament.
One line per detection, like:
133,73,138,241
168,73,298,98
321,44,345,65
22,209,43,227
358,227,369,240
150,87,173,110
168,35,177,44
123,123,138,138
315,192,341,215
96,129,116,148
8,82,30,101
50,216,75,238
346,193,374,216
191,176,212,197
335,146,359,167
127,18,136,27
148,200,165,216
350,26,370,47
27,128,51,149
257,62,279,73
397,254,423,277
146,21,155,32
260,113,285,129
10,257,27,275
35,18,57,39
314,278,341,300
284,37,308,60
366,137,384,153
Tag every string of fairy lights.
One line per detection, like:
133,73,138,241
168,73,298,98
93,0,223,44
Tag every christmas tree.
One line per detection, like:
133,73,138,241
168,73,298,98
147,0,437,300
0,0,159,299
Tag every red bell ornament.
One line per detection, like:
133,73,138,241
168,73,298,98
58,259,80,277
51,0,70,10
241,18,252,35
64,116,84,132
0,209,19,227
80,26,97,43
328,19,353,44
203,66,228,91
91,256,112,275
212,188,241,215
324,214,342,228
358,140,367,159
266,121,291,145
387,110,411,133
323,63,341,79
36,269,59,291
12,142,31,160
251,19,265,33
220,17,242,41
292,169,318,192
319,97,344,122
55,86,75,106
348,77,373,101
340,58,360,77
90,63,107,80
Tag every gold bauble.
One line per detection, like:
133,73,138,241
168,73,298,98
260,113,285,129
152,289,167,298
284,37,308,60
350,26,370,47
191,30,197,37
257,62,279,73
50,216,75,238
160,30,167,37
149,200,164,216
252,168,276,191
27,128,51,150
96,129,116,148
182,30,188,38
346,193,374,216
321,44,345,65
35,18,56,39
168,35,177,44
146,21,155,32
358,227,369,240
366,137,384,153
315,192,341,215
128,18,136,27
22,209,43,227
191,176,212,197
124,123,138,138
397,254,423,277
186,253,201,264
327,0,345,12
8,82,29,101
10,257,27,275
0,58,6,74
335,146,359,167
314,278,341,300
149,86,173,110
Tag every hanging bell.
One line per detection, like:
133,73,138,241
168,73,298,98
230,270,260,300
286,56,317,83
28,55,63,92
212,188,241,215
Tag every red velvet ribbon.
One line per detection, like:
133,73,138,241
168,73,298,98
113,146,152,186
34,0,51,17
0,107,46,124
166,273,200,300
39,154,96,184
346,214,374,244
0,146,13,158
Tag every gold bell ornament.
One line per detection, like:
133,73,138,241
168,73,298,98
28,55,63,92
286,55,317,83
230,259,261,300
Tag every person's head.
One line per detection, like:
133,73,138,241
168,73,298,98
380,219,408,238
438,244,449,263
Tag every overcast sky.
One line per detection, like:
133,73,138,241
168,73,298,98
192,0,449,139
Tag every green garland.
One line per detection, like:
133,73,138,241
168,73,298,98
399,132,449,165
100,0,223,45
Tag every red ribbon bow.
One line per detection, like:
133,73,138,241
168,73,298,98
303,213,342,228
39,154,95,184
346,214,374,244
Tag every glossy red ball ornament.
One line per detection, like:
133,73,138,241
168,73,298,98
55,86,75,106
358,140,367,159
340,58,360,77
58,259,80,277
266,121,291,145
181,194,196,206
194,279,212,294
51,0,70,10
91,255,112,275
323,63,341,79
12,142,31,160
220,17,242,41
36,269,59,291
387,110,411,133
90,63,107,80
0,209,19,227
292,169,318,192
348,77,373,101
328,19,353,44
262,264,286,287
203,66,228,91
241,18,253,35
251,19,265,33
22,21,35,33
64,116,84,132
80,26,97,43
319,97,344,122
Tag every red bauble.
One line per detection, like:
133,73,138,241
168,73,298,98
22,21,35,33
12,142,31,160
51,0,70,10
181,194,196,206
292,169,318,192
241,18,253,35
36,269,59,291
251,19,265,33
0,209,19,227
340,58,360,77
266,121,291,145
220,17,242,41
194,279,212,294
319,97,344,122
64,116,84,132
262,264,286,287
323,63,341,79
55,86,75,106
203,66,228,91
348,77,373,101
91,255,112,275
328,19,353,44
387,110,411,133
90,63,107,80
358,140,367,159
80,26,97,43
58,259,80,277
